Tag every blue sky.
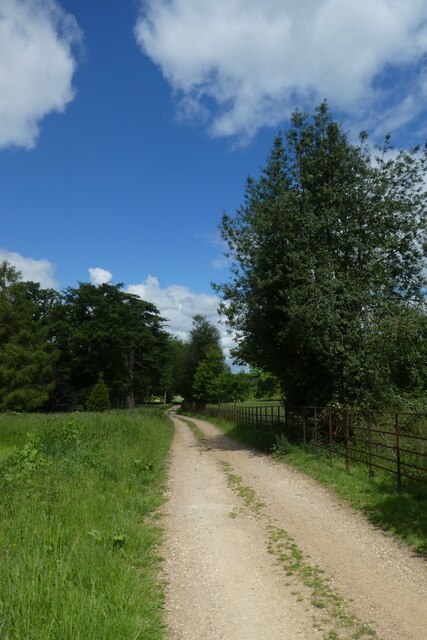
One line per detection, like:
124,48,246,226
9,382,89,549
1,0,427,346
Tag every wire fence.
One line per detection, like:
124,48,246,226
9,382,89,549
204,403,427,489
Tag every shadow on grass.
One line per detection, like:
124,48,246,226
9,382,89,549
276,444,427,555
362,481,427,556
286,444,427,555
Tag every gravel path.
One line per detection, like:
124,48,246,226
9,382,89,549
162,411,427,640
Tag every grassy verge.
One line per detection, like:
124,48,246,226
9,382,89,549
184,411,427,554
0,408,173,640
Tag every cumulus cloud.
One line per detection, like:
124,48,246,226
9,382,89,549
0,248,58,288
88,267,113,286
127,275,233,353
128,275,219,338
136,0,427,140
0,0,81,149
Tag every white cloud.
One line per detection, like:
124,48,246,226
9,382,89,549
88,267,113,286
136,0,427,140
0,248,58,288
127,275,234,354
0,0,81,149
203,231,230,269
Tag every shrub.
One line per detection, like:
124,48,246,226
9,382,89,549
86,374,110,412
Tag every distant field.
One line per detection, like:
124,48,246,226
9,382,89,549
0,409,173,640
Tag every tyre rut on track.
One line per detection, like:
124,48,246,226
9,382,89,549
161,411,427,640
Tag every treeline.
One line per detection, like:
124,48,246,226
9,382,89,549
0,261,172,411
215,102,427,410
0,261,268,412
169,314,274,409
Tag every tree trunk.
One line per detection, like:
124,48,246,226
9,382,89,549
126,348,135,409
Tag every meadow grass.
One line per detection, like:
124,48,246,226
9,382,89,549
0,408,173,640
185,411,427,554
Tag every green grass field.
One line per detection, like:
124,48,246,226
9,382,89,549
186,411,427,554
0,409,173,640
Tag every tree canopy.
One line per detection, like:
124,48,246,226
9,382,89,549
174,314,222,407
0,277,58,411
0,267,252,411
216,102,427,408
49,282,170,409
0,269,178,411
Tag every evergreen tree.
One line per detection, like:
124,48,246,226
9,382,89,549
179,315,222,406
193,345,226,406
216,102,427,407
49,282,168,409
86,374,110,412
160,336,188,401
0,260,21,291
0,269,57,411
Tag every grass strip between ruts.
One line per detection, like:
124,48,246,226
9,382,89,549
219,459,379,640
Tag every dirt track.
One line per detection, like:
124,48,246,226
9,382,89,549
162,411,427,640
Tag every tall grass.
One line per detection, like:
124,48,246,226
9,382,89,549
0,409,173,639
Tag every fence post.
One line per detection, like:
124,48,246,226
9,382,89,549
395,413,402,492
344,408,350,471
314,407,318,444
328,407,333,464
368,411,374,479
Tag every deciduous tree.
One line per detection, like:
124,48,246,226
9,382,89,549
179,314,222,406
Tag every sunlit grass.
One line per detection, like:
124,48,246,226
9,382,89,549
0,409,173,639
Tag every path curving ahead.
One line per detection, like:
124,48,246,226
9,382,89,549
161,411,427,640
